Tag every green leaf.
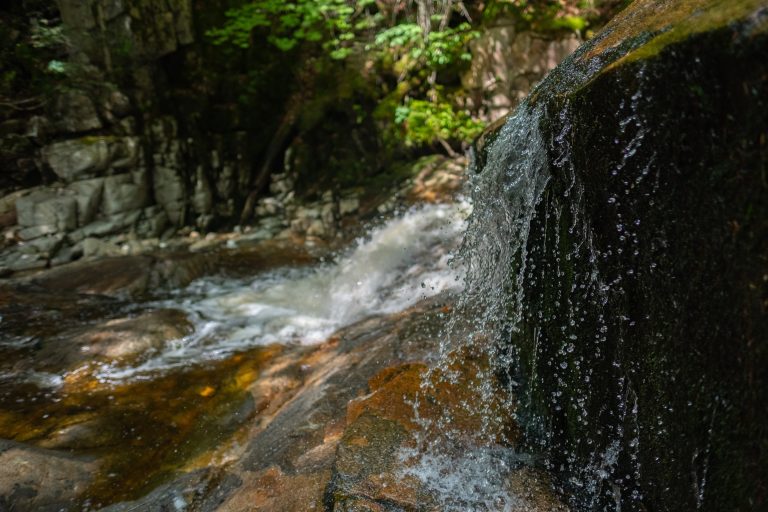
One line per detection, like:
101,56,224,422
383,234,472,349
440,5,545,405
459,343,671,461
329,47,351,60
305,30,323,41
271,36,297,51
46,60,66,73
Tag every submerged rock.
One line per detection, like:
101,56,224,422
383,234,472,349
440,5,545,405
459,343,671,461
469,0,768,510
72,308,192,363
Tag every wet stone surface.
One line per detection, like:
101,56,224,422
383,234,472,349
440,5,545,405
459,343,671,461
0,205,566,511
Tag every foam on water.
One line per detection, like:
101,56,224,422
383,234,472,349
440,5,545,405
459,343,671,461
400,445,534,512
93,202,469,382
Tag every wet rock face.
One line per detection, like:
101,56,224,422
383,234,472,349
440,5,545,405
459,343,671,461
72,308,192,363
0,278,282,509
473,1,767,510
0,440,98,512
326,354,565,512
0,286,193,384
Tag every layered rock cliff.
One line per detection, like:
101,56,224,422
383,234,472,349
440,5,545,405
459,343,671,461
0,0,580,275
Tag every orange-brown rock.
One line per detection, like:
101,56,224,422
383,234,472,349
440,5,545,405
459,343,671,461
346,344,519,446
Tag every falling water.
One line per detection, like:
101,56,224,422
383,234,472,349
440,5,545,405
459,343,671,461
401,43,669,510
399,103,556,511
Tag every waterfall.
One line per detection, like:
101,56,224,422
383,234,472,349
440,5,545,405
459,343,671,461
399,104,557,511
405,40,661,511
404,4,768,509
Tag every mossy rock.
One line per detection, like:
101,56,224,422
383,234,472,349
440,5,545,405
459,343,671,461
472,1,767,510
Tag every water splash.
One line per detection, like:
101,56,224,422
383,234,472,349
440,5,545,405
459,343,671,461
92,202,470,382
401,104,554,509
403,60,665,509
400,445,536,512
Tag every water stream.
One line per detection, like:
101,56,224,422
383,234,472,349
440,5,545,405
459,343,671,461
396,104,553,511
0,201,476,508
94,202,469,383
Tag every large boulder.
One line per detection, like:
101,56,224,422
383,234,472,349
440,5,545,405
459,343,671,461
0,439,98,511
41,136,140,183
67,177,105,226
15,189,78,232
57,0,96,29
42,138,111,182
468,1,768,510
57,0,194,67
153,165,186,225
0,189,32,228
51,90,103,133
101,169,148,215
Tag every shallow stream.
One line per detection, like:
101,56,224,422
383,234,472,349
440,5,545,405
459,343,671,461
0,201,480,509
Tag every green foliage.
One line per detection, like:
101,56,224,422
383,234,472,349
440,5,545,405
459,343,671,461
201,0,625,174
205,0,379,59
204,0,600,157
29,22,66,49
207,0,485,153
483,0,590,33
367,18,481,150
394,98,485,146
0,15,68,100
372,22,477,73
549,14,587,32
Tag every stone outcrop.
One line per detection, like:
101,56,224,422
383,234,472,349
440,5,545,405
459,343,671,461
0,0,253,274
0,140,465,277
462,27,580,121
471,1,768,510
0,440,99,512
56,0,194,62
41,136,140,182
16,189,78,232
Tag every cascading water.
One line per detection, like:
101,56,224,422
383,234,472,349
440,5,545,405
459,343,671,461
400,38,665,512
397,113,636,510
87,202,469,383
398,104,558,511
401,3,768,510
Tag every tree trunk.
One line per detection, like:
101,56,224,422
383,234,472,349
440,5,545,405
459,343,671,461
415,0,433,36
